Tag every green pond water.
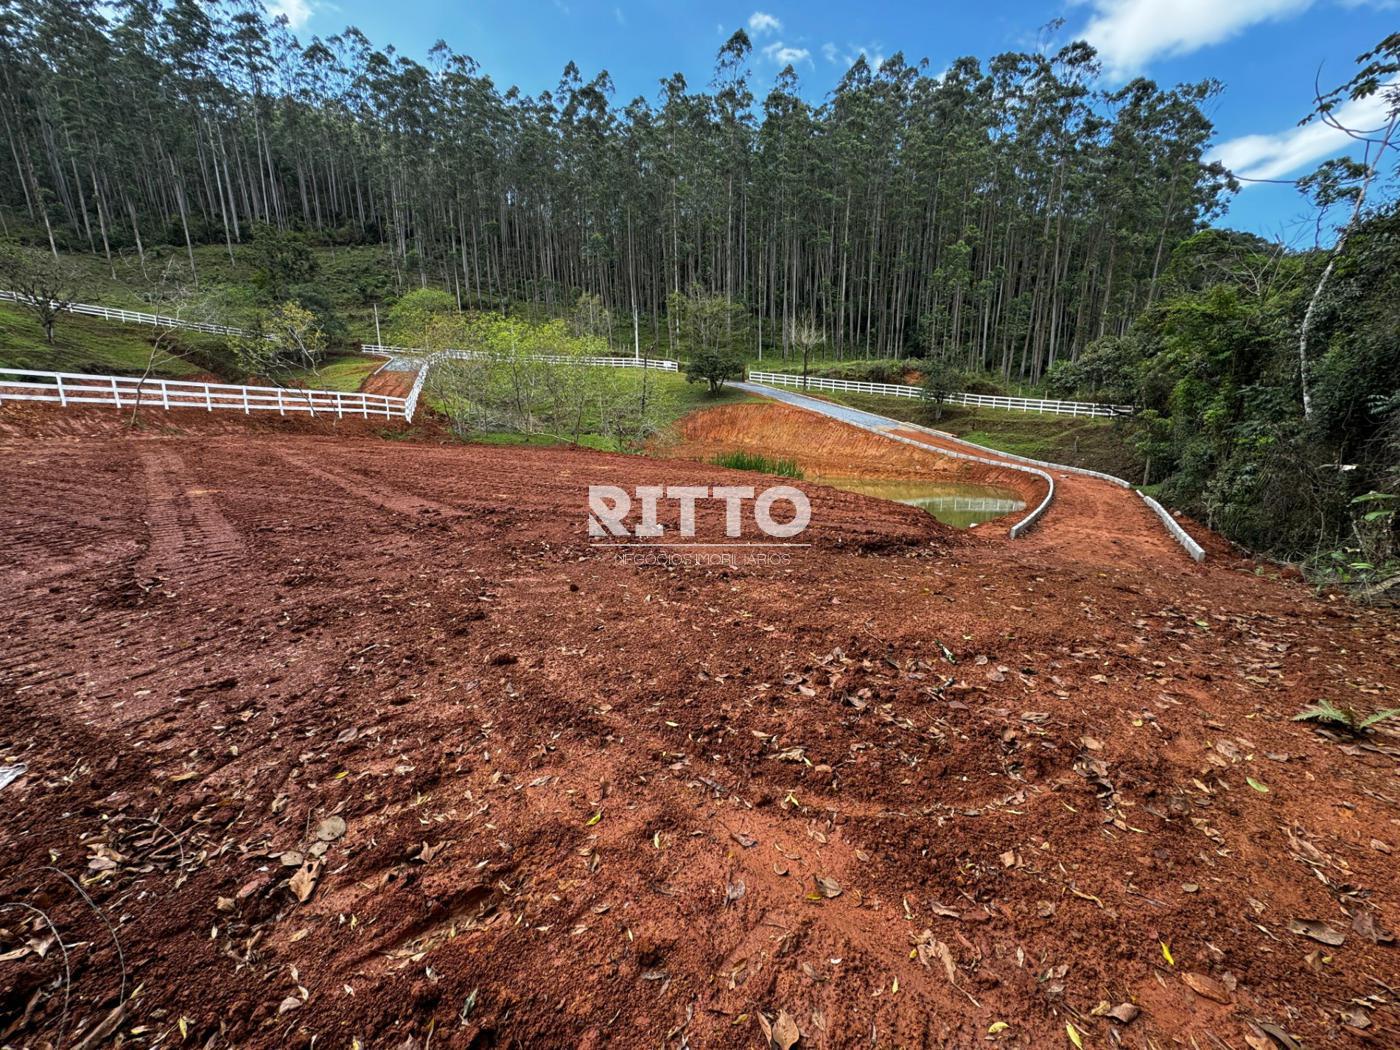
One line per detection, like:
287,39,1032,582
816,476,1026,529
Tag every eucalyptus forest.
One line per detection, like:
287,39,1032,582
2,1,1230,376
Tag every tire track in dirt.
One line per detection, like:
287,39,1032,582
4,433,1397,1050
0,447,143,595
137,445,250,591
0,445,147,691
270,446,465,520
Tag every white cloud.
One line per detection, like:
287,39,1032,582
1208,84,1398,182
1078,0,1314,77
822,43,886,69
614,6,625,25
762,41,812,66
265,0,315,30
748,12,782,37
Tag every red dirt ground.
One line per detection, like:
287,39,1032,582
359,370,416,400
2,403,1399,1050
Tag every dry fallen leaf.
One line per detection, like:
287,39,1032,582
1351,910,1395,945
913,929,959,985
1287,918,1346,946
315,816,347,842
1340,1006,1372,1030
814,876,841,899
289,860,321,903
1245,1021,1301,1050
1107,1003,1140,1024
1182,972,1231,1004
757,1009,800,1050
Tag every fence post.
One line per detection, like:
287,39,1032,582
110,375,121,408
335,390,344,419
162,381,170,410
277,388,285,415
243,387,250,414
57,374,67,407
205,384,212,411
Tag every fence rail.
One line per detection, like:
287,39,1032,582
402,361,430,421
363,344,681,372
0,290,248,337
0,368,412,420
746,370,1132,417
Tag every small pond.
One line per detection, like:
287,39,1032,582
816,476,1026,529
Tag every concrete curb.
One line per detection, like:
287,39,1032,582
742,381,1204,560
1137,490,1206,562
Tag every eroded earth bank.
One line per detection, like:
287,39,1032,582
2,409,1399,1049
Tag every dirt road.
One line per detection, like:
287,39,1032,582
733,381,1207,568
2,423,1399,1049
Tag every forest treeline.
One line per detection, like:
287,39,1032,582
1,1,1231,378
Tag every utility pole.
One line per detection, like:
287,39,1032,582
373,303,382,346
633,308,640,362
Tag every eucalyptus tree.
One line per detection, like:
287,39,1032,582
0,1,1231,381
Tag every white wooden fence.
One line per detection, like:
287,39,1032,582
746,370,1132,417
0,368,412,419
0,290,248,337
364,344,681,372
402,361,430,421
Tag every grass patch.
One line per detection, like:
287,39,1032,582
287,354,379,392
659,375,758,422
805,390,1142,478
0,304,233,378
425,371,758,450
711,450,804,478
465,431,621,451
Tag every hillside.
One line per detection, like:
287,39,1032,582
1,420,1397,1049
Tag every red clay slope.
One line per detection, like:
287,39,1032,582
0,429,1398,1050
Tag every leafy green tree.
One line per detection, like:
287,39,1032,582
683,344,744,393
920,358,960,420
235,301,326,379
387,288,457,344
0,245,80,344
670,286,746,391
248,225,319,303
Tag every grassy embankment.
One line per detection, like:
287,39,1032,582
0,303,215,377
443,373,759,452
795,388,1142,479
710,449,804,478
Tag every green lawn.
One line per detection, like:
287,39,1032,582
287,354,380,392
0,298,389,393
658,373,756,421
441,371,757,451
53,243,401,344
0,303,228,378
800,389,1142,478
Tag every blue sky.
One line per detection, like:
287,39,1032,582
268,1,1399,245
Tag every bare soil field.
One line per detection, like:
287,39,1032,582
2,409,1399,1050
